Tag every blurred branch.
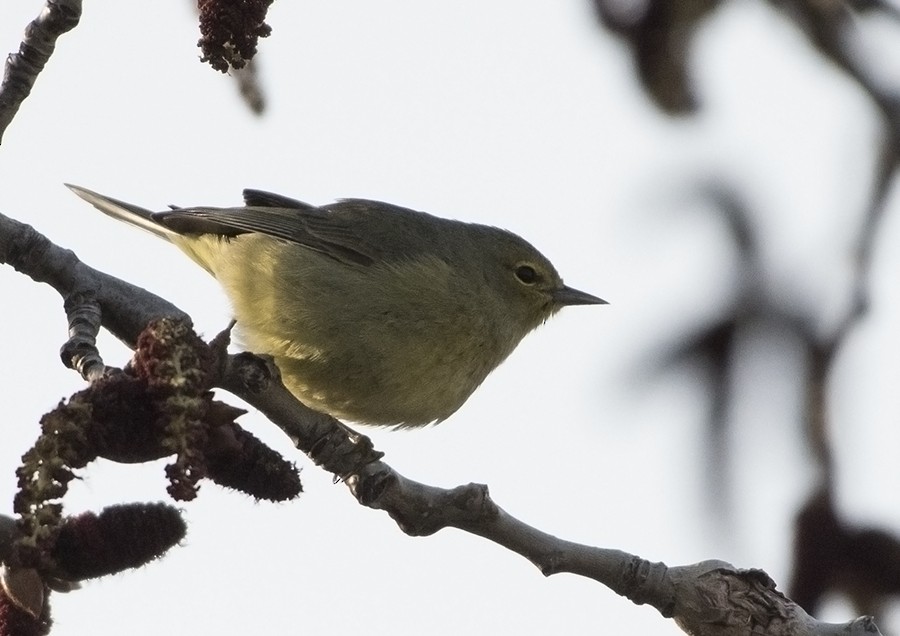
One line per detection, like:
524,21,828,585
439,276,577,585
767,10,900,617
0,0,81,144
773,0,900,147
232,61,266,115
791,491,900,619
848,0,900,19
651,184,809,518
596,0,900,623
592,0,722,114
770,0,898,326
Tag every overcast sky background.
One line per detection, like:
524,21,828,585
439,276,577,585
2,1,900,634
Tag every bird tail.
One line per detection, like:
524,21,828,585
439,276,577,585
65,184,176,242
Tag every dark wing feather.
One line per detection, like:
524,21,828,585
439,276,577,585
153,197,449,267
242,189,316,210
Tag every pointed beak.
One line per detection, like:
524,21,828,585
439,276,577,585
552,285,608,307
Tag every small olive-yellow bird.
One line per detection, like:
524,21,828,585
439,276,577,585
68,185,605,427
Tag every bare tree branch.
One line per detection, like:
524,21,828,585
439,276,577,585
0,0,81,144
0,211,189,351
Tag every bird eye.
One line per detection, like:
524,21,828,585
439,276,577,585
515,264,538,285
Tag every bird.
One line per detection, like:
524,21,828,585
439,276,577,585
67,184,606,427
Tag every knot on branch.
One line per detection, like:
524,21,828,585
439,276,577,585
59,290,104,381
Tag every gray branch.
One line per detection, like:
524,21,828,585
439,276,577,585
0,211,189,348
0,0,82,144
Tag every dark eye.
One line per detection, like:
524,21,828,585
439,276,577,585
515,264,538,285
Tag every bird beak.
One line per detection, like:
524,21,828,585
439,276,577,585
552,285,608,306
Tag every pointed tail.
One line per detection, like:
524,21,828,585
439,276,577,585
65,184,175,242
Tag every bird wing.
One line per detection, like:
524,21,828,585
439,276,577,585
154,197,441,267
241,189,316,210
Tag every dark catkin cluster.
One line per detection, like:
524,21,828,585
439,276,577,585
133,318,216,501
204,417,302,502
14,401,94,571
51,504,187,581
11,318,300,584
198,0,274,72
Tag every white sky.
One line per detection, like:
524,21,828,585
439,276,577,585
2,1,899,635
